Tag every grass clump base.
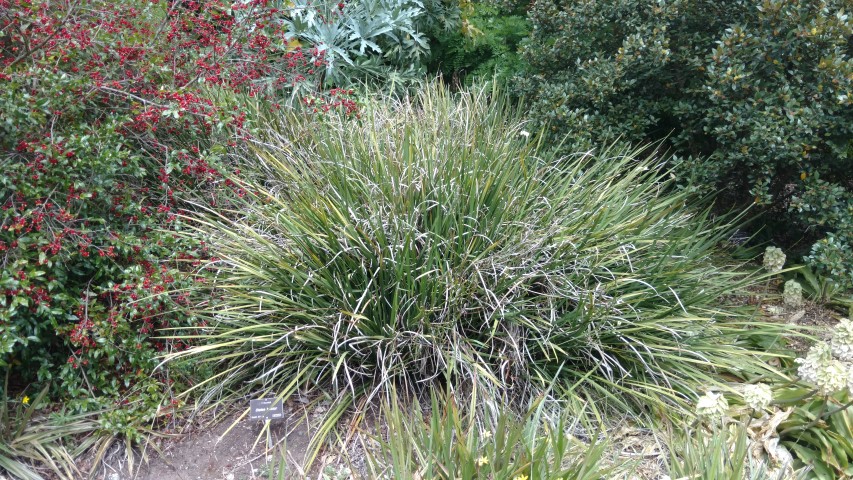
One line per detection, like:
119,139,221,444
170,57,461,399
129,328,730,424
170,83,789,466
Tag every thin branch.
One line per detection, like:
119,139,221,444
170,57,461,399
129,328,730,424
8,0,81,68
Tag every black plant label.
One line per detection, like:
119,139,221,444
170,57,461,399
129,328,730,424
249,398,284,420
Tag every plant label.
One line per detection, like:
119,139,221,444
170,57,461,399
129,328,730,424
249,398,284,420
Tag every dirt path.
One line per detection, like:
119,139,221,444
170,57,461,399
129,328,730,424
140,415,308,480
90,408,313,480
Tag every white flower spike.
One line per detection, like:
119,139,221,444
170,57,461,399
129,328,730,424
743,383,773,410
762,246,786,274
696,391,729,419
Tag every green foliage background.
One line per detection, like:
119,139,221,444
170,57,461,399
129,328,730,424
425,1,529,85
514,0,853,287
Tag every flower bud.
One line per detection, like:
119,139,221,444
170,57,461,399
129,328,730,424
797,342,849,395
742,383,773,410
783,279,803,309
848,368,853,394
797,342,832,386
696,391,729,419
817,360,848,395
762,246,786,274
831,318,853,362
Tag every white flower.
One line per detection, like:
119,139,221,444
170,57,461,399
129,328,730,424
797,342,849,395
848,367,853,393
817,360,848,395
783,280,803,309
831,318,853,362
797,342,832,385
519,130,530,138
696,391,729,419
762,246,786,274
743,383,773,410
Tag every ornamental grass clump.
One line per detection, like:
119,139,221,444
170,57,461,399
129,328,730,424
172,84,786,430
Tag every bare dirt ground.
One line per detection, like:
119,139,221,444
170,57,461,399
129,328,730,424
138,415,304,480
85,396,377,480
761,299,844,352
90,406,317,480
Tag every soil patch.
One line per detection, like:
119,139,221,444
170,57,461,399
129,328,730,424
88,406,314,480
761,300,844,353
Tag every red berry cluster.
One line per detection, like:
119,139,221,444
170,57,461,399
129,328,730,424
0,0,357,408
